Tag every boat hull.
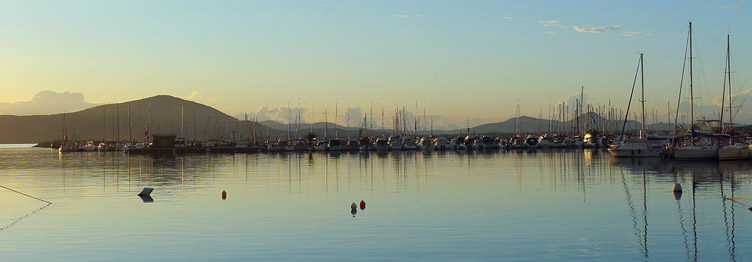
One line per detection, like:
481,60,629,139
673,147,718,160
718,147,751,160
607,148,662,158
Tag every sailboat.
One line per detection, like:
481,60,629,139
673,22,718,160
608,53,663,158
58,112,78,152
717,34,750,160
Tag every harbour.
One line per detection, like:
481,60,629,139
2,1,750,260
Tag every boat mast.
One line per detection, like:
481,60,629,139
670,23,691,149
640,53,646,140
381,99,384,138
727,34,733,142
347,106,351,139
370,100,374,138
181,102,184,139
127,105,132,143
689,22,694,145
580,86,584,135
62,112,66,142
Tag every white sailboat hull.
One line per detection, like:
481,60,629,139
607,141,663,158
673,147,718,160
718,146,751,160
607,148,662,158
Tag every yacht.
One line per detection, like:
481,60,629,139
313,139,328,151
402,137,417,150
608,54,663,158
388,136,403,150
343,139,359,151
327,139,342,151
608,140,663,157
524,135,539,148
266,140,284,152
718,143,750,160
358,137,371,151
537,134,555,148
474,136,497,150
582,133,597,148
59,143,78,153
280,140,295,151
375,138,389,152
417,137,433,151
293,140,310,151
672,23,719,161
509,136,525,149
433,137,448,151
716,34,749,161
449,136,464,150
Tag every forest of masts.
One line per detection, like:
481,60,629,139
59,96,688,144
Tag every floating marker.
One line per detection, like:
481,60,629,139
351,202,357,217
360,200,366,210
222,190,227,200
138,187,153,196
139,195,154,203
672,183,682,193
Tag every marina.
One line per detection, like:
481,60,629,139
2,1,750,260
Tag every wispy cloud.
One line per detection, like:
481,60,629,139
538,20,561,28
0,90,98,115
186,91,200,101
622,31,647,37
392,14,423,18
721,4,746,9
184,91,218,105
503,16,512,20
544,31,555,35
573,25,621,33
713,89,752,107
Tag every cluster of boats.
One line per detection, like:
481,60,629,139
607,136,752,161
56,132,618,154
58,141,148,152
608,28,749,162
264,133,614,152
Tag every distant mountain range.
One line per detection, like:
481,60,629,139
3,95,743,143
1,95,237,143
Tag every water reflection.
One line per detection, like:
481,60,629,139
0,148,749,261
139,194,154,203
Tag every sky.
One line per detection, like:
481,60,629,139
1,0,750,129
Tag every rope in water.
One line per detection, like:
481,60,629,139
726,197,752,210
730,195,752,200
0,184,52,204
0,203,51,231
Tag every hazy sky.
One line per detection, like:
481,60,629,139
1,0,750,128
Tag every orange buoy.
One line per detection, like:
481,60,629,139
221,190,227,200
360,200,366,210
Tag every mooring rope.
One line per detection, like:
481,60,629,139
730,195,752,200
0,184,52,231
0,184,51,204
726,197,752,210
0,203,51,231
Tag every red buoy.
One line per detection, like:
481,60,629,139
222,190,227,200
360,200,366,210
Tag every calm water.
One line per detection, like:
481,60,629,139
0,147,749,261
